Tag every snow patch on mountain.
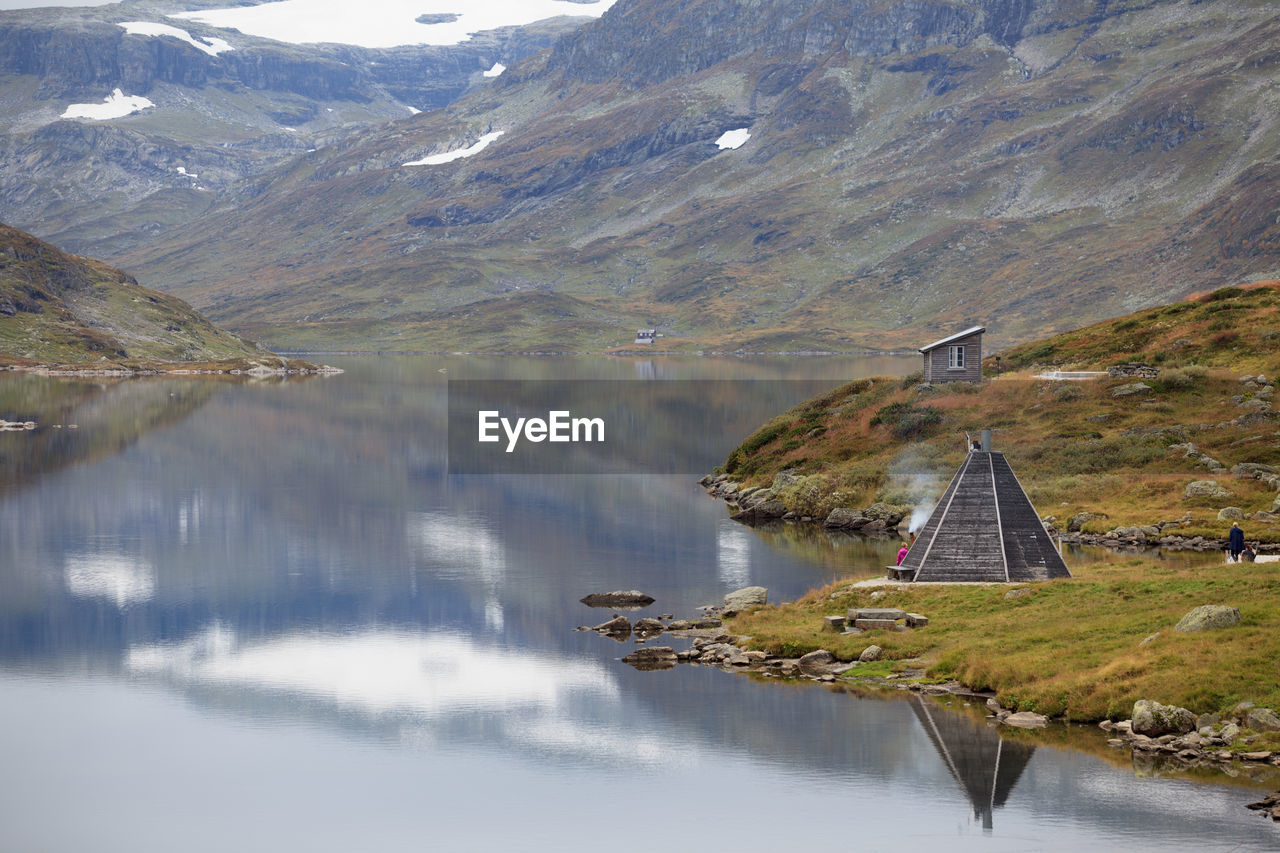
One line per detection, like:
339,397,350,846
173,0,617,49
404,130,505,166
120,22,234,56
715,128,751,150
62,89,155,120
483,63,507,78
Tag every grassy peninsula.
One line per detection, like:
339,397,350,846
722,284,1280,723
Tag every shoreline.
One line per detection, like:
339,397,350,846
2,355,342,377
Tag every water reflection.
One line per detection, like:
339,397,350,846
910,695,1035,831
128,627,616,719
64,552,156,607
1,356,1277,852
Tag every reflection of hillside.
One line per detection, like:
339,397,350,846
0,375,224,492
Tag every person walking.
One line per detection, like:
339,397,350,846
1228,521,1245,561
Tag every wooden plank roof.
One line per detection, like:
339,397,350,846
898,451,1071,582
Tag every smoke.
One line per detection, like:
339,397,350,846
887,449,942,534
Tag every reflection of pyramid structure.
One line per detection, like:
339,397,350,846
897,451,1071,582
910,696,1035,830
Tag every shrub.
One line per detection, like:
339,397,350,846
1211,331,1240,347
1201,286,1244,302
870,401,944,440
899,370,923,389
1052,383,1083,401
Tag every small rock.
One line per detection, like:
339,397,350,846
858,644,883,663
1241,751,1274,762
1004,587,1033,600
633,617,665,637
1139,632,1160,646
1002,711,1049,729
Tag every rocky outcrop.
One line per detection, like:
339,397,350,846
723,586,767,613
580,590,656,607
1132,699,1196,737
1174,605,1242,633
551,0,1045,87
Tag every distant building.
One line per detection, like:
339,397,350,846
635,329,661,345
919,326,984,384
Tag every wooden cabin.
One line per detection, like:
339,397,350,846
919,326,984,384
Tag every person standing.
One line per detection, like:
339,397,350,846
1228,521,1245,561
896,542,910,566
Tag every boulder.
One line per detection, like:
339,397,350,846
1112,382,1152,397
1232,463,1278,479
824,507,867,529
621,646,677,671
858,644,883,663
731,499,787,523
1174,604,1242,633
1246,708,1280,732
1217,507,1245,522
1184,480,1233,500
633,617,665,637
772,469,803,490
1067,511,1100,532
592,615,632,637
1132,699,1196,736
580,590,655,607
724,586,767,611
798,649,835,674
863,502,911,527
1002,711,1049,729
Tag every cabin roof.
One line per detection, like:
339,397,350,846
919,325,986,354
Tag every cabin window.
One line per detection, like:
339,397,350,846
948,345,965,369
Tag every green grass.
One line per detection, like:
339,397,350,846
719,286,1280,540
730,555,1280,721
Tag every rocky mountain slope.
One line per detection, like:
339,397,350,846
14,0,1280,353
0,1,599,255
0,222,256,362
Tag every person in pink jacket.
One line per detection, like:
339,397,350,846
896,542,910,566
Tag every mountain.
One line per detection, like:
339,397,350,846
0,222,256,362
12,0,1280,352
0,1,607,256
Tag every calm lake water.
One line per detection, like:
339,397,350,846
1,355,1276,852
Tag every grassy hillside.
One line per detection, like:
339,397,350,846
720,285,1280,542
0,223,258,363
718,285,1280,721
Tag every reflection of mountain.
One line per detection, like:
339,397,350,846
910,695,1035,831
0,374,223,493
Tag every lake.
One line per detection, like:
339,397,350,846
1,355,1276,852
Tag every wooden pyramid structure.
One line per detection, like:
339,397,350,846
891,450,1071,582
